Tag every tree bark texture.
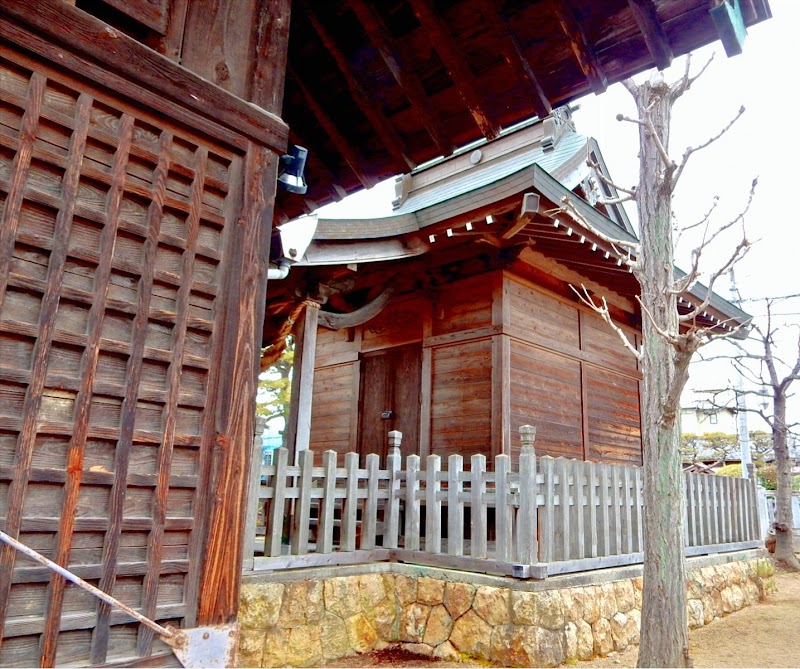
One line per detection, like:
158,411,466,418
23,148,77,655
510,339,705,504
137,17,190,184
771,393,799,568
630,74,691,668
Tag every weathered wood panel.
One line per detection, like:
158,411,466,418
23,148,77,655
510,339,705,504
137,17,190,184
584,367,642,465
506,276,580,348
580,309,640,374
509,340,583,460
309,363,358,457
430,274,493,337
0,24,278,663
360,295,425,352
430,339,492,461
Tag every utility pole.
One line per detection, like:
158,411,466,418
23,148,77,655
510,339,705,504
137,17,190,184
729,268,754,478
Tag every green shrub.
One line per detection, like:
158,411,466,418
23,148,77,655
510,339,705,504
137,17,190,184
758,465,777,490
715,463,743,478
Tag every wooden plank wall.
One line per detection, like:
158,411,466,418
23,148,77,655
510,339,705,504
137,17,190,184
0,1,288,663
308,269,642,469
504,273,642,465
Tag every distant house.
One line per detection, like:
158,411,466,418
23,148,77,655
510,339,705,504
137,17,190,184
681,403,738,437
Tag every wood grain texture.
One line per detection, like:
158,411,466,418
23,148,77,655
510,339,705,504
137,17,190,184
0,2,288,153
195,144,276,625
39,94,133,668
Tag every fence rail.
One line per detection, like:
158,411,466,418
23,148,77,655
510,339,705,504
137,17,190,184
244,428,762,577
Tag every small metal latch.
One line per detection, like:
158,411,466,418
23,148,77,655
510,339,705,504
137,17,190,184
381,410,393,419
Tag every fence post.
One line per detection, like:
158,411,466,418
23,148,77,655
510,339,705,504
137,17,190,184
447,454,464,556
495,454,512,561
319,450,337,553
517,425,538,564
243,416,268,569
341,452,360,552
471,454,487,559
385,431,402,549
406,454,421,551
362,453,380,550
425,455,442,553
267,447,289,557
291,449,314,555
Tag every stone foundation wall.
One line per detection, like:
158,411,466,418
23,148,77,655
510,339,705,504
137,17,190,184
238,551,775,667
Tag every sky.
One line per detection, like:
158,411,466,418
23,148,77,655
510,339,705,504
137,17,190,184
317,0,799,428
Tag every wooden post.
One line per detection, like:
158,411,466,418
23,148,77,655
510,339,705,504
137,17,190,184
557,457,570,561
495,455,512,561
406,455,421,551
243,416,268,569
517,425,537,564
611,465,622,555
319,450,337,553
290,449,314,554
588,461,598,558
425,455,442,553
362,453,380,550
448,454,464,556
471,454,487,559
385,431,402,548
598,463,610,557
285,302,320,463
267,448,288,557
573,460,586,559
540,456,555,562
341,452,360,551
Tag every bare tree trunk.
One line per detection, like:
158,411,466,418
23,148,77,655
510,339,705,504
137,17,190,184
629,74,691,668
772,393,799,569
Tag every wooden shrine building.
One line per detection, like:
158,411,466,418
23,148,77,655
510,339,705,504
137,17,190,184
263,108,751,468
0,1,770,666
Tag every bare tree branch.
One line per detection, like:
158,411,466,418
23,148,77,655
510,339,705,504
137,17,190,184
586,157,637,197
672,105,746,189
669,52,714,100
571,284,642,360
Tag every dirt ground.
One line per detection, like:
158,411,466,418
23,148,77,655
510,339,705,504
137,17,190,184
320,561,800,668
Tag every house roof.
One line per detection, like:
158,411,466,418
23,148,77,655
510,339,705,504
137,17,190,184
264,111,751,344
273,0,772,222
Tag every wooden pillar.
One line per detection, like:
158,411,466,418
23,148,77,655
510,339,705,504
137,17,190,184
194,0,293,626
491,272,511,460
285,303,320,462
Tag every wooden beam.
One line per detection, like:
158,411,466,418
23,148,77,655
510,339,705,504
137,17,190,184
285,303,320,462
407,0,502,140
549,0,608,94
477,0,552,118
181,0,259,98
287,63,376,189
300,0,415,172
196,144,278,626
0,0,289,154
627,0,673,71
348,0,454,155
251,0,293,112
317,286,395,330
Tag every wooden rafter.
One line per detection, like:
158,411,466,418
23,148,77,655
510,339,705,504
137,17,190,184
549,0,608,94
477,0,552,118
407,0,503,140
300,0,416,172
287,63,376,189
348,0,453,156
628,0,673,71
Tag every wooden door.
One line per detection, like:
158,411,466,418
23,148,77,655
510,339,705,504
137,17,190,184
358,346,421,460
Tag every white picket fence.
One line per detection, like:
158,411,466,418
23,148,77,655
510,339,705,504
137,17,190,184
244,429,762,577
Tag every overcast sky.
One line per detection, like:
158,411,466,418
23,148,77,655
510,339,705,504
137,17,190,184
318,0,798,425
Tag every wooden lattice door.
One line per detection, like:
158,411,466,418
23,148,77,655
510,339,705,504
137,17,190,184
0,9,286,665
